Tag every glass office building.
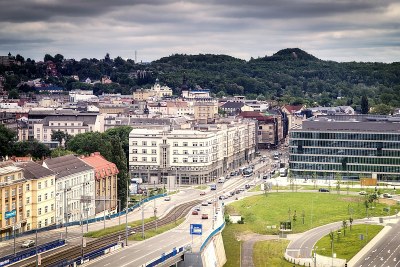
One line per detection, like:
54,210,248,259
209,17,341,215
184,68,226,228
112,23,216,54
289,115,400,180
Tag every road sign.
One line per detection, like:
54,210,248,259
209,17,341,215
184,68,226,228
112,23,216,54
5,210,16,219
190,224,202,235
13,222,21,231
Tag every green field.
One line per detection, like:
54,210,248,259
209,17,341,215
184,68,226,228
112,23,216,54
315,224,384,261
225,192,393,234
130,218,185,241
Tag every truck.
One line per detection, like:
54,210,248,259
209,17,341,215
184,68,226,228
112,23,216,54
279,168,288,177
218,177,225,183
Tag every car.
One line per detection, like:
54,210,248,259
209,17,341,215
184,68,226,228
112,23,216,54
164,196,171,201
21,239,35,248
192,210,199,215
201,214,209,219
207,200,213,205
318,188,330,192
219,195,225,200
201,201,208,206
230,171,236,176
359,191,367,195
383,193,393,198
245,184,250,189
194,206,201,211
263,175,269,179
200,191,206,196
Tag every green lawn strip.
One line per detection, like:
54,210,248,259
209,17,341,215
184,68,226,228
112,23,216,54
315,224,384,261
225,192,393,234
84,217,155,238
253,239,303,267
249,185,261,192
194,185,208,190
130,218,185,241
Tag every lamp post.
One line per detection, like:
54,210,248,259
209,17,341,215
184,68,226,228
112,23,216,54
35,229,38,267
236,237,242,267
125,179,129,246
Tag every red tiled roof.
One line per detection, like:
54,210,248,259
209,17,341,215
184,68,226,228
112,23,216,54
283,105,303,114
80,152,119,180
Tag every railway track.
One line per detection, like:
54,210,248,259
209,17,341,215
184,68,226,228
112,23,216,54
16,199,201,267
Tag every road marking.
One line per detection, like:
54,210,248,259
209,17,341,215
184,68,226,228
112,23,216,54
380,257,384,261
120,256,125,259
394,258,397,262
372,249,376,253
104,264,110,266
388,250,391,253
365,257,370,261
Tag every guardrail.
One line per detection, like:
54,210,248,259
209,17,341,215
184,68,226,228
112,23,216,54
199,222,226,252
0,193,167,242
0,239,65,267
145,247,184,267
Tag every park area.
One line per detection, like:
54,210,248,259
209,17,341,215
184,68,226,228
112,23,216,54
222,192,396,266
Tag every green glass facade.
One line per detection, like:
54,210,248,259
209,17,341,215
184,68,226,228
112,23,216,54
289,131,400,179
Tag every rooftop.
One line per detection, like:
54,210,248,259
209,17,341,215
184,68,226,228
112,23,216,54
43,154,93,179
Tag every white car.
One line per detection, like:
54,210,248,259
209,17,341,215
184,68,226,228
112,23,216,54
164,196,171,201
21,239,35,248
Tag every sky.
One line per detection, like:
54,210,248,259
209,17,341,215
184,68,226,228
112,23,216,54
0,0,399,63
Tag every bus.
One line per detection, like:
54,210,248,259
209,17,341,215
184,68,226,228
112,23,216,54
279,168,288,177
243,168,253,177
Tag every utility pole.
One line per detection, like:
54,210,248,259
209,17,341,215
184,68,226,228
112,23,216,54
141,194,145,239
64,188,68,240
35,229,38,267
154,196,157,231
13,217,16,256
103,197,106,229
125,179,129,246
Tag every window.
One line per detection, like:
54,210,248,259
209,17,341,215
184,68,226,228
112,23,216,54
173,142,178,147
38,182,41,190
38,195,42,202
193,158,198,162
193,142,198,146
142,149,147,154
45,206,48,213
132,141,138,146
45,180,48,188
183,158,188,163
51,217,54,224
133,157,138,162
38,221,42,228
45,193,48,200
27,223,30,230
133,149,138,153
142,157,147,162
142,141,147,146
151,141,156,146
27,210,30,218
151,157,157,162
173,158,178,163
38,208,42,215
151,149,156,154
183,150,188,155
12,188,16,196
26,197,30,204
183,142,188,146
173,150,178,155
51,204,54,211
51,179,54,186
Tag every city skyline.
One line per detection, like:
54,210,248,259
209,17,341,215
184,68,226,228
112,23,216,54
0,0,399,63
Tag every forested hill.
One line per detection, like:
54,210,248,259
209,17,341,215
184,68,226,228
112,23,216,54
2,48,400,110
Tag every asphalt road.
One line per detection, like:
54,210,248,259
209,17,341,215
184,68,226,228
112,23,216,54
352,220,400,267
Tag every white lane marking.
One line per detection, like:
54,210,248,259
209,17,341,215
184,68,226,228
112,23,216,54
388,250,391,253
104,264,110,266
120,256,126,259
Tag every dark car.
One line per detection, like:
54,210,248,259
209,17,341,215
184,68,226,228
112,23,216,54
318,188,330,192
245,184,250,189
202,214,209,219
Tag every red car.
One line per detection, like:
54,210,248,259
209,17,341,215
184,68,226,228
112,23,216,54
202,214,209,219
192,210,199,215
200,191,206,196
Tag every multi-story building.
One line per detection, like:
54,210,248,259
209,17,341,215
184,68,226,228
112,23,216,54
0,163,26,238
43,155,96,224
289,115,400,180
193,101,218,124
133,79,173,101
80,152,119,214
129,119,257,186
16,161,56,230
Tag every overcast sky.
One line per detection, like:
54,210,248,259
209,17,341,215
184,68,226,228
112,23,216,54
0,0,399,63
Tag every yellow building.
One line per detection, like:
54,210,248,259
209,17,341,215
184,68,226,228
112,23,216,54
0,162,26,238
194,101,218,123
16,162,56,230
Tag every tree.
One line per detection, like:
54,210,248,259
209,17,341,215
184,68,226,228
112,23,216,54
12,140,50,159
361,95,369,114
8,89,19,99
50,147,74,158
0,124,17,159
370,104,394,115
109,136,129,209
44,54,54,62
66,132,113,159
51,130,67,146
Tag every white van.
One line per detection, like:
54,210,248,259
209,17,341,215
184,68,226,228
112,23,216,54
218,177,225,183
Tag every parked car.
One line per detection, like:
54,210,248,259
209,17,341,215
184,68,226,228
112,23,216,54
201,201,208,206
245,184,250,189
207,200,213,205
192,210,199,215
200,191,206,196
383,193,393,198
202,214,209,219
164,196,171,201
359,191,367,195
21,239,35,248
219,195,225,200
318,188,330,192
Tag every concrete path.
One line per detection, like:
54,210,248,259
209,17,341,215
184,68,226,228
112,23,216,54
239,233,280,267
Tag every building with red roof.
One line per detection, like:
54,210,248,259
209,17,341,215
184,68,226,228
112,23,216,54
80,152,119,214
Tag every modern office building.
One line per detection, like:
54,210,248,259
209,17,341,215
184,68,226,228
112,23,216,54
289,115,400,180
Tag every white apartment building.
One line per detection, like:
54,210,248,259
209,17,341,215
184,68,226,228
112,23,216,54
129,119,257,186
43,155,96,224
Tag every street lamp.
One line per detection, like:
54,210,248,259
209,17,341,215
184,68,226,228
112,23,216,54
236,237,242,267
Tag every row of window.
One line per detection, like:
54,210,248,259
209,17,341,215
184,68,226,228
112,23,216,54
290,155,400,165
50,122,82,126
290,148,400,157
131,141,213,147
26,204,54,218
290,140,400,149
291,132,400,141
290,162,400,173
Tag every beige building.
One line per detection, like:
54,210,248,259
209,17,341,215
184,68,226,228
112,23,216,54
16,162,56,230
133,79,173,101
129,119,257,186
0,163,26,238
194,101,218,123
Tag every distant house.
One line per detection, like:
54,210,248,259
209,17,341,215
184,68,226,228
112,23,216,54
281,105,306,130
220,101,253,115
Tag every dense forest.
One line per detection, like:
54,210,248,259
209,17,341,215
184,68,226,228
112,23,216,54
1,48,400,112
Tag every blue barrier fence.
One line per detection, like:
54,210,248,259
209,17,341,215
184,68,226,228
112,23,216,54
0,193,167,242
0,239,65,267
146,246,184,267
200,222,226,252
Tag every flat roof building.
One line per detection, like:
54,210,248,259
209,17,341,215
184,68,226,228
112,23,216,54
289,115,400,180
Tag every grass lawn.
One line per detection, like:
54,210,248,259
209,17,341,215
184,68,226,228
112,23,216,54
84,217,155,238
315,224,384,261
225,192,393,234
130,218,185,241
194,185,208,190
222,223,302,267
